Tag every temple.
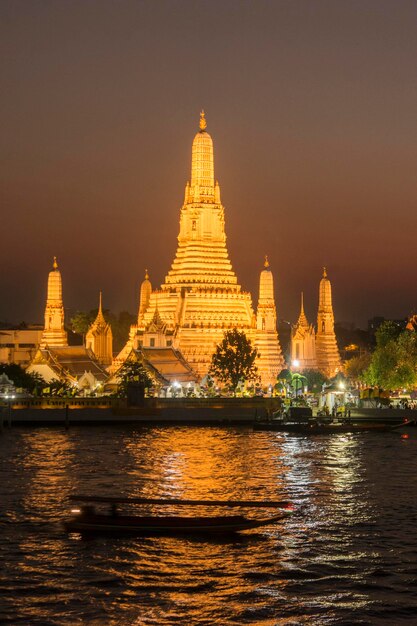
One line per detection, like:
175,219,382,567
315,268,341,377
113,113,284,384
85,292,113,366
40,257,68,348
28,260,109,392
290,293,317,370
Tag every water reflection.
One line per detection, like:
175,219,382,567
0,427,416,625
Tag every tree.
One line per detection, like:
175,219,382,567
42,378,74,397
209,329,259,393
69,310,96,337
362,327,417,390
374,320,402,348
0,363,46,393
117,358,154,397
69,309,136,351
344,353,371,384
290,372,308,398
301,369,328,392
109,311,136,351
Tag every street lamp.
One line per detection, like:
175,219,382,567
292,360,300,401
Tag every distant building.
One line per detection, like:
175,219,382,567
27,345,108,391
27,260,109,392
0,326,43,367
290,293,317,370
289,269,341,377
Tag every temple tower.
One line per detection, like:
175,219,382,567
85,292,113,366
133,112,257,377
255,257,285,384
114,112,262,378
138,270,152,325
290,293,317,370
315,268,341,377
40,257,68,348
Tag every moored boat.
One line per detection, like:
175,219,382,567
253,419,393,435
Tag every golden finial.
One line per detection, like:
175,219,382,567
53,256,58,270
199,110,207,132
323,266,327,278
99,290,103,314
264,255,270,268
145,268,149,280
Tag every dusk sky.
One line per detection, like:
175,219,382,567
1,0,417,328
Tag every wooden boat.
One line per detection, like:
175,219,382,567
64,495,294,535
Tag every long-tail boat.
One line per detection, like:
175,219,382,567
64,495,294,535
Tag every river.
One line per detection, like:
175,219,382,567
1,425,416,625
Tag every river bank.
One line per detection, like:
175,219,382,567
1,398,416,426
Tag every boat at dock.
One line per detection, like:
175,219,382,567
255,420,392,434
254,413,415,434
253,405,416,433
64,495,294,535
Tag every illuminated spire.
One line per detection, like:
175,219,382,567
297,292,309,328
199,110,207,131
256,257,286,377
190,110,215,199
258,257,275,304
138,269,152,325
40,257,68,348
316,267,341,376
95,291,106,324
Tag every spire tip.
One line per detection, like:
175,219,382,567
53,256,58,270
199,110,207,132
264,255,270,269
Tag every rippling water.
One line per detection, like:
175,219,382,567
1,425,417,625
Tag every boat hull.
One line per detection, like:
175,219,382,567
254,421,398,434
64,513,283,535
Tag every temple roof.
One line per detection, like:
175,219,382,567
30,346,108,383
140,346,198,383
296,292,309,328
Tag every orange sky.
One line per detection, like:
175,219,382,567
1,1,417,327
